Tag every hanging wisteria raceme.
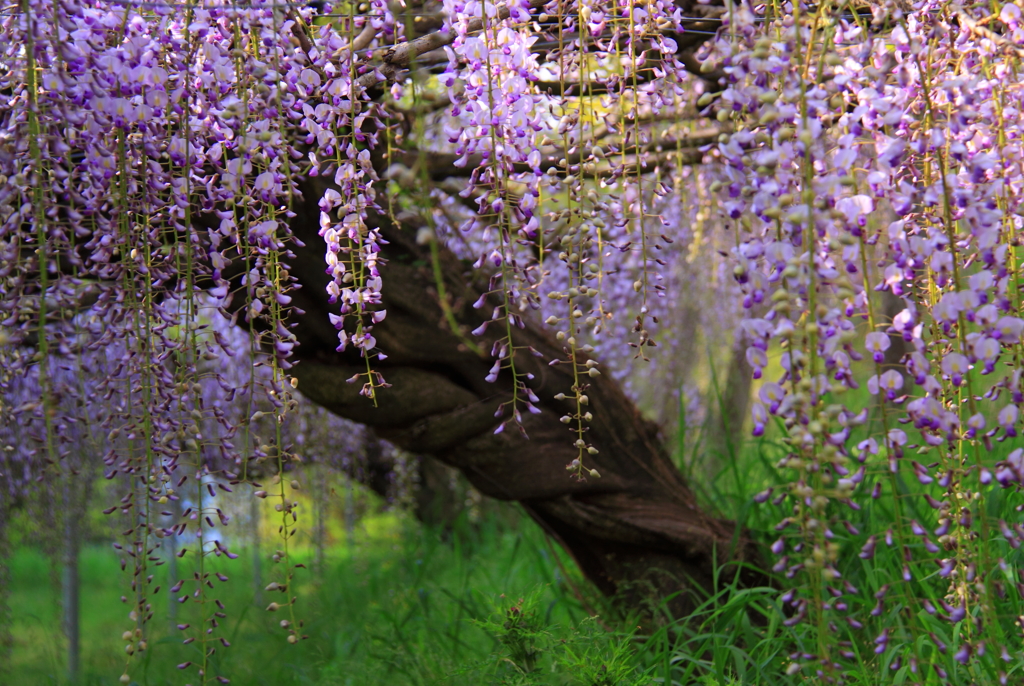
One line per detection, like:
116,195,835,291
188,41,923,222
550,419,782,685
304,0,395,400
438,0,548,435
704,1,1024,682
0,1,337,681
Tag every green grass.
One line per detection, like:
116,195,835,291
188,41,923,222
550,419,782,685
11,396,1024,686
7,506,654,686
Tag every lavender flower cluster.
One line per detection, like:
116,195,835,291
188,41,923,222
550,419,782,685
709,1,1024,681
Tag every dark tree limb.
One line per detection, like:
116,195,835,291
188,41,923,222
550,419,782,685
266,0,759,614
280,176,763,613
353,0,728,91
392,129,720,181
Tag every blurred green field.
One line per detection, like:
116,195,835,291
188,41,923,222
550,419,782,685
7,506,650,686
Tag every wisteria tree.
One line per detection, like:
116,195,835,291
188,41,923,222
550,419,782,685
6,0,1024,683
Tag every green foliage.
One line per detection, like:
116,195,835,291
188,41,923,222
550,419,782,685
10,393,1024,686
8,507,649,686
466,592,650,686
663,373,1024,686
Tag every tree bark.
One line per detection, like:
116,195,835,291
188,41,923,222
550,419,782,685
273,177,763,613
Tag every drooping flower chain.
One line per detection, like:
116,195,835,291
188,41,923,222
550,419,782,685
713,2,1024,681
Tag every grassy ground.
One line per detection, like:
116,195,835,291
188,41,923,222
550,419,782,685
11,401,1024,685
8,506,652,686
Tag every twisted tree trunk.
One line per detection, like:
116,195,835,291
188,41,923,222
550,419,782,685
276,177,763,613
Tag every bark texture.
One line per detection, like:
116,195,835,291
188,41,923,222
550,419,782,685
277,177,762,612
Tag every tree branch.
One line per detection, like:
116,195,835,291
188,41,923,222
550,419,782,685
393,129,720,180
356,0,549,90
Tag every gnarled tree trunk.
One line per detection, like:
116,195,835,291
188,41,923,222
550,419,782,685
274,177,763,613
